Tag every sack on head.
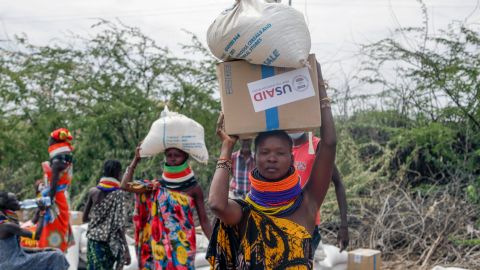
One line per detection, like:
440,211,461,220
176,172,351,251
207,0,311,68
140,107,209,164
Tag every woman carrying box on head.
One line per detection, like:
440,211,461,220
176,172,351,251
121,145,212,270
207,61,335,269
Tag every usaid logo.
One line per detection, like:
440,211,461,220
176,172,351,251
292,75,309,92
247,67,315,112
252,81,293,101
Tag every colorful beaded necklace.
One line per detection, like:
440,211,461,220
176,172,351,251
161,161,197,191
246,167,303,217
97,177,121,192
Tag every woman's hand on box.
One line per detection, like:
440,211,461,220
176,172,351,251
216,113,238,150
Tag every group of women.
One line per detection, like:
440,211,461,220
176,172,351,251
0,59,336,270
119,60,336,269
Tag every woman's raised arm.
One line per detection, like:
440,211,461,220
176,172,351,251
208,114,243,225
305,61,337,210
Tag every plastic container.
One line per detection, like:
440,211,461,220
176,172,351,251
19,197,51,209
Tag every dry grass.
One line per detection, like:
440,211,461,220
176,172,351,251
320,180,480,270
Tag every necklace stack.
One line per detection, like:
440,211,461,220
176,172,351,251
97,177,121,192
161,162,197,191
246,167,303,217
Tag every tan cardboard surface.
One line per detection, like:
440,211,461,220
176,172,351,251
69,211,84,226
217,54,321,137
348,248,382,270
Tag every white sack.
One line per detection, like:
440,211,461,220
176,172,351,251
140,106,209,164
318,244,348,268
331,264,347,270
207,0,311,68
66,225,82,270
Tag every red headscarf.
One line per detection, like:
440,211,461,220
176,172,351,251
48,128,74,158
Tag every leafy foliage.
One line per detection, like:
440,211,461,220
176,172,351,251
1,16,479,268
0,21,220,205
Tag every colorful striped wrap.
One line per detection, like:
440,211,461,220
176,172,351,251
97,177,121,192
0,210,19,225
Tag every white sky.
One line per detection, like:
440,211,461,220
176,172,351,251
1,0,479,88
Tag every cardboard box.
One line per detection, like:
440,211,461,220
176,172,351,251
348,249,382,270
216,54,321,137
69,211,84,226
16,209,35,222
15,210,25,222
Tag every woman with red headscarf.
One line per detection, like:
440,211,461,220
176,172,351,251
37,128,75,252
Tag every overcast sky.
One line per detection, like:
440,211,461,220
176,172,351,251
1,0,479,86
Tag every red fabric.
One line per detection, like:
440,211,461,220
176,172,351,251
292,136,322,225
292,136,321,187
50,128,73,141
47,142,73,154
38,161,74,251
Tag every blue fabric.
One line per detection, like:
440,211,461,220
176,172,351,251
40,184,68,196
0,236,69,270
96,186,119,192
261,65,279,130
311,225,322,251
40,184,68,223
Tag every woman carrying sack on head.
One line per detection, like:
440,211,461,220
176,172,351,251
207,61,336,269
37,128,75,252
121,146,212,269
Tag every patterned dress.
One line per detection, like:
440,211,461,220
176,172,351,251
207,200,313,270
87,189,128,270
38,161,74,252
133,184,196,269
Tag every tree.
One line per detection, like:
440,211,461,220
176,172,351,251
0,21,220,204
358,22,480,128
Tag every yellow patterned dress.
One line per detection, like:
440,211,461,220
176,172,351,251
206,200,313,269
